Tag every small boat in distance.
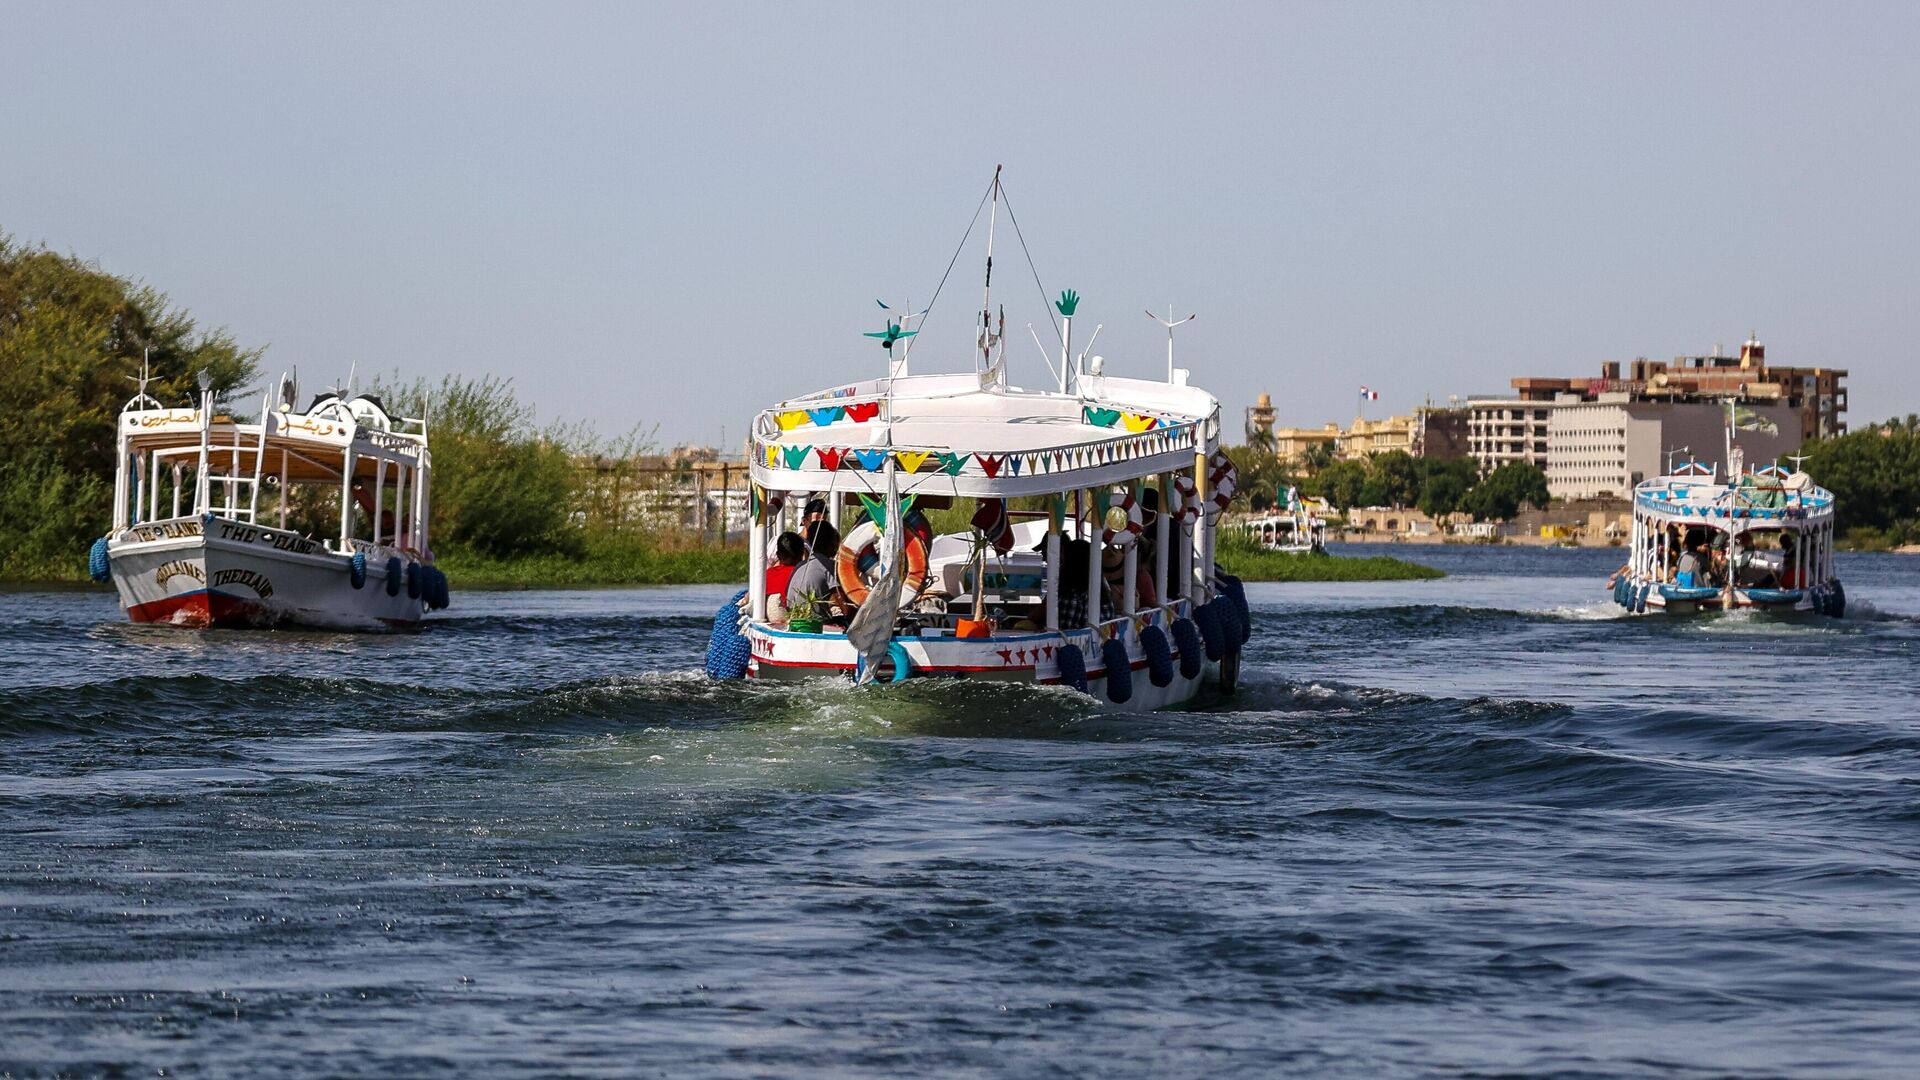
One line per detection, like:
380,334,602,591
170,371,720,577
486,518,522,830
1240,486,1327,554
1609,417,1844,616
704,170,1254,710
93,365,451,629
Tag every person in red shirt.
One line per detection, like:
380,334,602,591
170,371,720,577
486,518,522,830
766,531,805,600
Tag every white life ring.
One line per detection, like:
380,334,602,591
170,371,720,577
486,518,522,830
1207,452,1238,518
1171,475,1201,523
1095,488,1144,548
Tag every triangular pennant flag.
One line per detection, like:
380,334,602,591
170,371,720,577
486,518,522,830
937,451,970,476
782,445,811,469
1083,406,1122,427
816,447,845,471
895,449,932,474
764,444,779,467
1122,413,1157,432
1009,454,1023,476
844,402,881,422
775,410,809,431
807,406,845,427
851,448,887,471
979,454,1004,478
858,493,886,529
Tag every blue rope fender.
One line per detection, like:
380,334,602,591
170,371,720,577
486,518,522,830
1139,624,1175,688
385,556,403,597
1171,618,1204,680
1195,602,1227,662
88,537,111,583
350,551,367,589
704,588,751,679
1055,641,1089,694
1101,637,1133,704
405,561,422,600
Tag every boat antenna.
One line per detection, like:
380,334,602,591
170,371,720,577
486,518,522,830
1146,306,1196,382
1665,445,1690,474
125,347,162,410
978,165,1002,374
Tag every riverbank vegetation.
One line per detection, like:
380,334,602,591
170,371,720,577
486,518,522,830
1214,529,1443,582
1805,418,1920,550
1223,444,1548,520
0,237,260,580
2,236,1440,587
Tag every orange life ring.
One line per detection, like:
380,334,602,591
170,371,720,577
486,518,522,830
836,520,931,607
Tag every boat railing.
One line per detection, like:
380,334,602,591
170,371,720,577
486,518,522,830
751,417,1205,481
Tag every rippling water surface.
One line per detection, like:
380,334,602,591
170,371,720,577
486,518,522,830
4,545,1919,1077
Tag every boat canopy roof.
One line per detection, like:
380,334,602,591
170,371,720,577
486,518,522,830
1633,463,1834,527
119,392,429,486
749,371,1220,498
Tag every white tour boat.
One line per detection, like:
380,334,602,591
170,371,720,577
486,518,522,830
1240,487,1327,554
91,367,451,629
703,172,1253,710
1610,441,1844,616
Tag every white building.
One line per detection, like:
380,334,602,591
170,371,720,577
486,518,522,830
1543,397,1801,500
1466,398,1556,471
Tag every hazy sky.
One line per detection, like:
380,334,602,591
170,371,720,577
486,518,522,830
6,3,1916,446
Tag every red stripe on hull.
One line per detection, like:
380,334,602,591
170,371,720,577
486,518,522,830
125,589,276,628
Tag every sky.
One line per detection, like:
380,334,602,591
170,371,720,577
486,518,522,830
5,2,1916,448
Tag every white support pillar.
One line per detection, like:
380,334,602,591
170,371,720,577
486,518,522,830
279,449,290,530
748,509,768,622
1085,489,1102,628
339,449,355,548
373,456,387,548
393,463,409,551
1153,473,1170,607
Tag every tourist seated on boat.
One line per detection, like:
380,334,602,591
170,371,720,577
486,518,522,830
784,520,840,609
1675,545,1703,588
766,531,805,602
1058,539,1114,628
1102,545,1158,609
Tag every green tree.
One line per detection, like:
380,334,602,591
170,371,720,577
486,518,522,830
1308,459,1371,511
1300,441,1336,474
1371,450,1421,508
1460,461,1550,521
374,375,585,559
1415,456,1478,518
1805,424,1920,537
0,236,260,577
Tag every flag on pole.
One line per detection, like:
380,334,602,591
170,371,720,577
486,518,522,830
1359,386,1380,401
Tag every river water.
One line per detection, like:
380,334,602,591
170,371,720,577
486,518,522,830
3,545,1917,1077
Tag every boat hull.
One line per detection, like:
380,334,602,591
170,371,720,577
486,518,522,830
108,517,427,630
743,608,1228,712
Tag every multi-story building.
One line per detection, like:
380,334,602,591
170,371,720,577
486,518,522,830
1469,335,1845,477
1510,337,1846,442
1413,406,1471,459
1466,398,1555,471
1270,422,1341,465
1543,396,1800,500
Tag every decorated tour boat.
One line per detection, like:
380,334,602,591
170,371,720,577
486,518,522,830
703,171,1253,709
91,365,450,629
1609,439,1843,616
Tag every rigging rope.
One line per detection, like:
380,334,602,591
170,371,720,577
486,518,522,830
902,175,996,364
998,185,1061,345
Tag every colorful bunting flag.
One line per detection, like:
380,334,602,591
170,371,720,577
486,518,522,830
782,445,811,469
895,449,933,474
844,402,881,422
775,410,809,430
807,406,845,427
851,448,887,471
816,447,845,471
937,451,970,476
